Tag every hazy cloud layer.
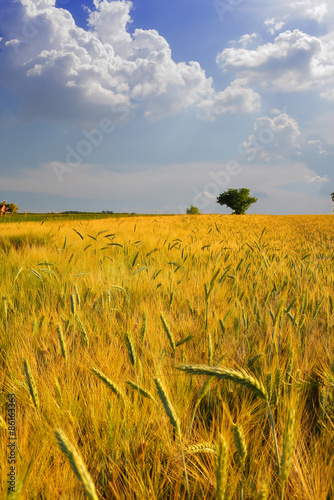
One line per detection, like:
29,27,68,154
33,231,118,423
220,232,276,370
0,157,330,214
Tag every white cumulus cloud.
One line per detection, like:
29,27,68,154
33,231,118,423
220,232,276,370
0,0,259,125
264,18,285,35
217,29,334,94
241,111,302,162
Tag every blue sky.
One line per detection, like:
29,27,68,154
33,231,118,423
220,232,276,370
0,0,333,214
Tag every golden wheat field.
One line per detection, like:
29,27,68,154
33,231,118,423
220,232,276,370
1,214,334,499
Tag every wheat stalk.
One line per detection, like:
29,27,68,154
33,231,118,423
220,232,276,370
186,442,217,454
233,424,247,466
280,406,296,499
124,332,137,367
126,380,157,403
233,424,247,500
23,358,39,411
57,324,67,363
0,414,7,429
70,293,76,315
177,364,268,401
207,332,213,366
257,482,269,500
54,377,63,407
154,377,179,431
160,313,176,352
54,428,98,500
140,311,147,342
91,367,127,405
177,364,281,471
73,284,81,309
216,435,228,500
75,315,89,347
7,459,33,500
189,376,215,434
154,377,189,499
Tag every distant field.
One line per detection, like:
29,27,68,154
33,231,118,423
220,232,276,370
1,215,334,499
0,212,150,223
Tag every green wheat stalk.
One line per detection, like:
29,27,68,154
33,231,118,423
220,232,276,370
177,364,280,472
57,324,67,363
233,424,247,500
126,380,157,403
91,367,127,405
160,313,176,352
75,315,89,347
154,377,189,499
216,434,228,500
54,428,98,500
280,406,296,499
23,358,39,412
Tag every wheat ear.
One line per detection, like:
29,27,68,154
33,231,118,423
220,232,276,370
75,315,89,347
216,435,228,500
186,442,216,454
177,364,280,472
126,380,157,403
23,358,39,411
57,324,67,363
91,367,127,405
177,364,268,401
280,406,296,499
233,424,247,500
154,377,189,499
257,482,269,500
55,428,98,500
160,313,176,352
124,332,137,367
154,377,179,430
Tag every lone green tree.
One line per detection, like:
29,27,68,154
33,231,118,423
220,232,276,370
186,205,201,214
331,192,334,211
6,203,19,215
217,188,258,215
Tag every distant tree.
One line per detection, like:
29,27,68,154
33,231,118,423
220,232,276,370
186,205,201,215
217,188,258,215
6,203,19,215
331,192,334,211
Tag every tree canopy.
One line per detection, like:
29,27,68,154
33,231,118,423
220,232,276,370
186,205,201,215
0,202,19,215
217,188,258,215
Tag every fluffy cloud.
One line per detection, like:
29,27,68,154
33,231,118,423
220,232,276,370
251,0,330,23
238,33,258,48
0,0,259,125
198,79,261,119
241,111,302,162
264,18,285,35
289,1,328,22
217,29,334,94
